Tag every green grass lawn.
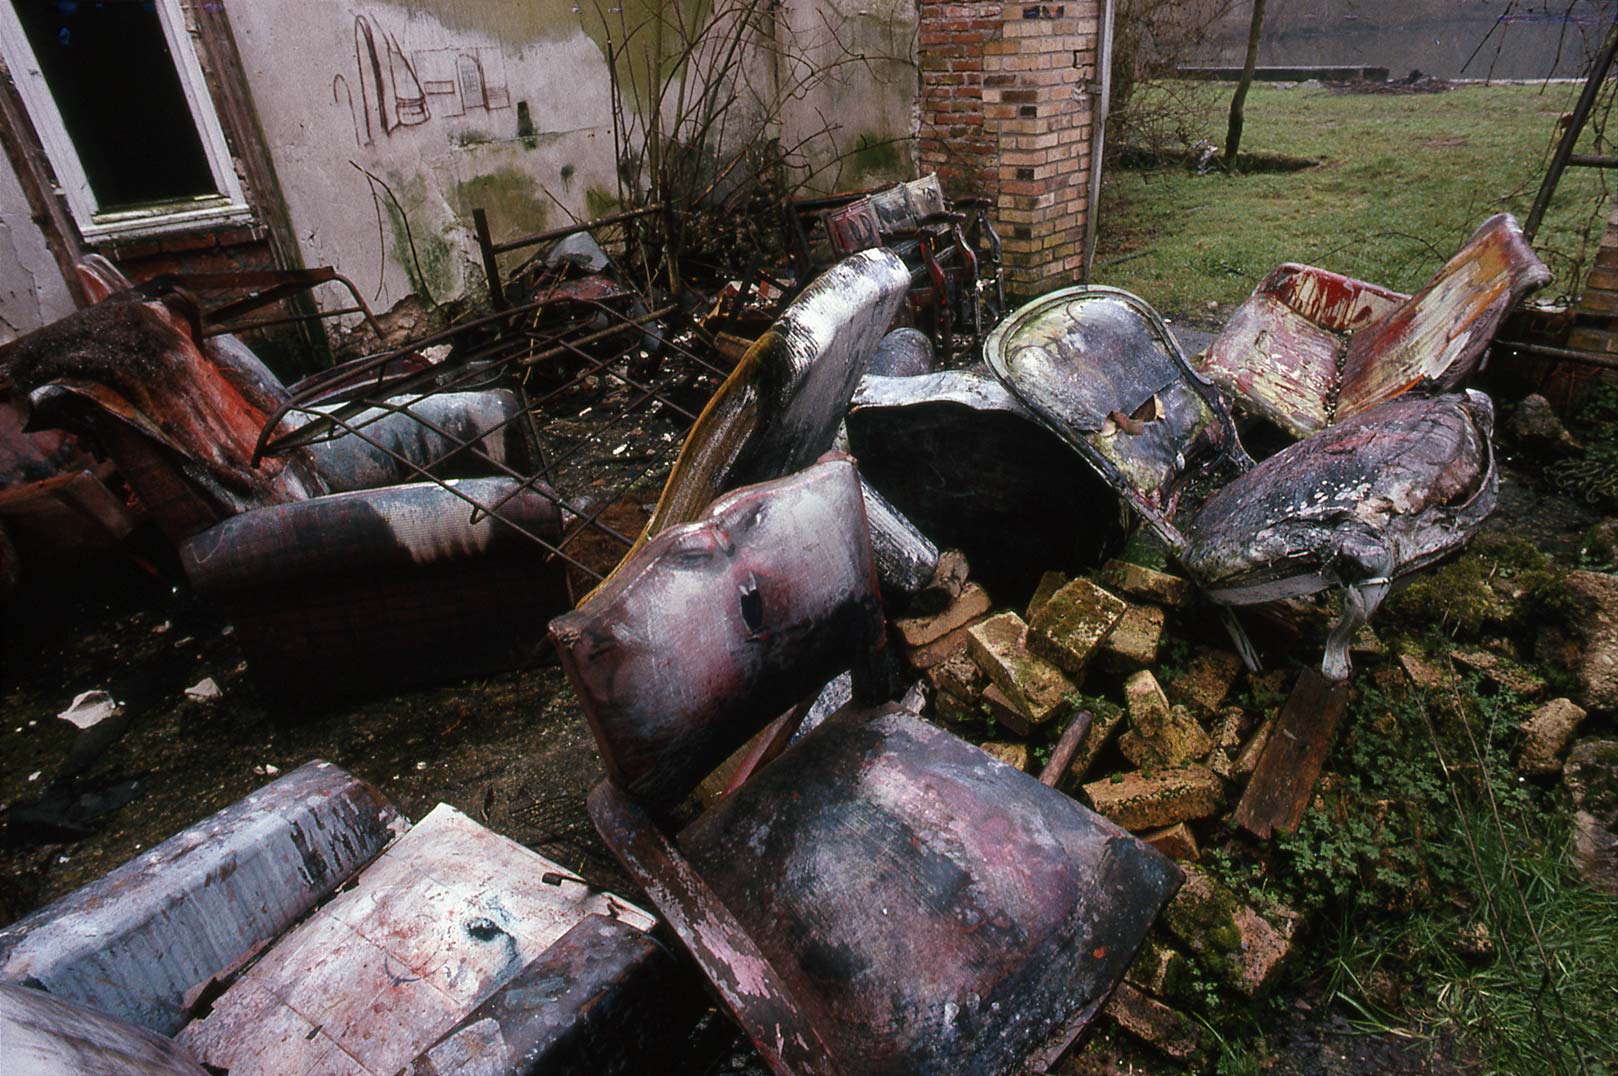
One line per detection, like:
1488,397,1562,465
1095,82,1616,322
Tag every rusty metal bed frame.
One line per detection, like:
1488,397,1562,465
250,209,733,593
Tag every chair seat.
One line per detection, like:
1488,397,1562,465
678,705,1180,1076
1180,391,1496,602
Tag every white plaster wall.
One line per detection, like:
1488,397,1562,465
222,0,918,307
780,0,919,193
0,154,75,342
224,0,623,308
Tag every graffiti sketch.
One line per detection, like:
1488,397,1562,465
338,13,513,147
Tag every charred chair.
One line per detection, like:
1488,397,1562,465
1,291,567,699
987,286,1499,684
1197,213,1551,438
549,455,1182,1076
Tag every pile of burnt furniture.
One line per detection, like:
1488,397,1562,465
0,208,1552,1073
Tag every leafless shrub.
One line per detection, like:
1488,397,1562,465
1108,0,1236,164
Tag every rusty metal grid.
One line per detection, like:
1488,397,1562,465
251,272,731,592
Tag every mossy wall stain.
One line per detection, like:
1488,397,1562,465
585,184,619,219
456,167,551,243
379,173,455,301
393,0,586,44
844,132,908,187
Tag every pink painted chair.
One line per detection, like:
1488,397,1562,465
1197,214,1550,438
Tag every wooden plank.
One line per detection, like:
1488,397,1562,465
1233,669,1350,838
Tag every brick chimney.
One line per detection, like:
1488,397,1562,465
918,1,1101,300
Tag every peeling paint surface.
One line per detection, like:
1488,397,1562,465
1199,214,1550,438
178,803,654,1076
552,456,884,808
0,762,398,1036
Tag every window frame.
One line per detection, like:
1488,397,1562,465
0,0,252,239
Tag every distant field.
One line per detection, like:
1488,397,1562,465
1094,81,1615,323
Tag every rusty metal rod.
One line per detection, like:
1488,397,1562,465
1039,710,1094,789
488,203,665,256
1497,339,1618,371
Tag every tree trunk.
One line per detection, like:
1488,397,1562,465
1224,0,1268,168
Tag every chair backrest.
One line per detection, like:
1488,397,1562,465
985,285,1246,552
550,455,884,811
2,295,323,539
636,248,910,543
1339,212,1550,417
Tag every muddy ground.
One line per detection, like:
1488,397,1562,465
0,450,1605,1074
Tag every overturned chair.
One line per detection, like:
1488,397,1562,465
1196,213,1550,438
987,286,1499,684
0,761,702,1075
550,455,1182,1075
0,286,567,699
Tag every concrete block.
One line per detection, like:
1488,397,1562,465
1517,698,1588,776
1100,603,1165,669
1104,982,1202,1061
967,611,1074,726
1066,702,1125,783
1120,705,1212,768
983,683,1032,736
1170,647,1243,714
1099,559,1192,607
1124,670,1173,737
1160,867,1295,997
1025,569,1069,621
1141,822,1201,862
905,618,985,669
979,741,1030,771
927,649,986,701
894,582,992,647
1123,937,1191,997
1082,766,1224,830
1027,577,1127,675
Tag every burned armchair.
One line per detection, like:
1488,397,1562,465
1196,213,1550,438
987,286,1498,683
549,455,1181,1076
0,290,567,698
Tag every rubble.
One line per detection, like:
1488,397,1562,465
1121,706,1212,769
1123,670,1174,737
1104,982,1203,1061
1100,559,1192,608
1564,570,1618,710
1564,739,1618,895
1169,648,1244,714
1161,867,1295,997
967,611,1076,727
1026,569,1069,620
56,690,118,730
1124,938,1192,998
1141,823,1201,862
1083,766,1225,830
983,682,1035,736
1516,698,1588,776
1099,603,1166,669
1028,577,1128,675
1506,393,1582,456
980,741,1030,771
1066,702,1126,784
894,582,992,647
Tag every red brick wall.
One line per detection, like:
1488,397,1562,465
918,1,1100,298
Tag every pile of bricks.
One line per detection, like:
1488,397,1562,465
897,552,1302,1061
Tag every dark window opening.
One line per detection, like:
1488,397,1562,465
15,0,219,212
